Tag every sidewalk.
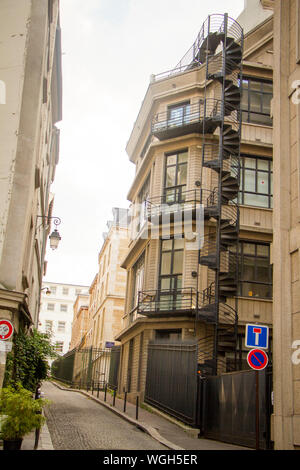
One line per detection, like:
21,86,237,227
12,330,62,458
33,380,248,451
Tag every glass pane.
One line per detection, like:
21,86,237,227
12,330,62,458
242,257,255,280
250,113,272,126
161,253,172,275
166,166,176,187
244,169,256,191
162,239,173,251
262,82,273,93
262,93,272,114
244,194,268,208
244,158,256,169
178,152,188,163
257,171,269,194
257,159,269,171
241,90,249,109
249,81,262,92
176,276,182,289
160,278,171,290
243,243,255,255
173,251,183,274
257,244,269,257
177,164,187,185
167,154,176,165
250,92,261,112
165,188,177,203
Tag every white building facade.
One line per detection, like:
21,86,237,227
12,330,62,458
38,281,89,355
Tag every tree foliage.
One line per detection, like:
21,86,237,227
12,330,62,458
4,328,57,393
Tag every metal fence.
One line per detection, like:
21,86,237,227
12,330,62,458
51,347,113,390
145,340,199,426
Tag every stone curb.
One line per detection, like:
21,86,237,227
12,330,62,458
50,381,184,451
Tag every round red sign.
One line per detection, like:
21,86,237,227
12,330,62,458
247,348,268,371
0,319,14,341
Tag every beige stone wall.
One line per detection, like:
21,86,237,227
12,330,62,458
0,0,61,328
272,0,300,450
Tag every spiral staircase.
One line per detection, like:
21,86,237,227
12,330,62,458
195,14,244,376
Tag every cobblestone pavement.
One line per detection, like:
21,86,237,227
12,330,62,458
42,381,167,450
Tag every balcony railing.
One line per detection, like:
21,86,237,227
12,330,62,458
151,99,223,140
137,287,198,317
146,188,219,222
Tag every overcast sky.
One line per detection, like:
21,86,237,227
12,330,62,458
44,0,245,288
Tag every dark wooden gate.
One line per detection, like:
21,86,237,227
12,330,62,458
200,368,273,449
145,340,199,426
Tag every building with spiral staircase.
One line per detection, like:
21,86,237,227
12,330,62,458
116,1,274,436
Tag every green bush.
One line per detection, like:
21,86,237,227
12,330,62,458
4,328,57,393
0,384,49,440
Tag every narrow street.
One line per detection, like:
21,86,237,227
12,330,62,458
42,382,167,450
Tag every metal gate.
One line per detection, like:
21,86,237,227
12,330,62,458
199,368,273,449
108,346,121,390
145,341,199,426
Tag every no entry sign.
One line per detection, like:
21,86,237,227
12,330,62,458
0,319,14,341
247,348,268,371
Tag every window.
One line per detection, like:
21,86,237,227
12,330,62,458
237,241,272,299
62,287,69,295
54,341,64,353
241,78,273,126
45,320,53,333
75,288,81,295
158,238,184,310
47,303,54,311
131,253,145,310
234,155,273,208
60,304,68,312
167,101,191,128
57,321,66,332
164,151,188,204
49,285,56,294
136,175,150,233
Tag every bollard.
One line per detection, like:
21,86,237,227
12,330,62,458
124,392,127,413
104,383,107,402
113,389,116,407
97,383,100,398
136,396,139,420
92,381,94,395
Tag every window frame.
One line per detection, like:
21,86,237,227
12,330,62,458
163,150,188,204
241,77,273,126
238,241,273,299
236,155,273,209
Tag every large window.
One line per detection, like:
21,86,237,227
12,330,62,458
130,253,145,311
235,155,273,208
164,151,188,204
237,241,272,299
241,77,273,126
159,238,184,310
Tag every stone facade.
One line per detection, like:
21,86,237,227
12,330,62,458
0,0,62,387
272,0,300,451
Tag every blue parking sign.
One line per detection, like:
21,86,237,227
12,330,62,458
245,324,269,350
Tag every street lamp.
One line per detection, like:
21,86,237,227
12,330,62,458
37,216,62,250
41,286,51,295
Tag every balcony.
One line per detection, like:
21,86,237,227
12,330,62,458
146,188,219,225
151,99,223,141
137,287,198,317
